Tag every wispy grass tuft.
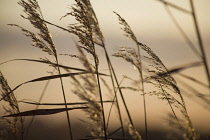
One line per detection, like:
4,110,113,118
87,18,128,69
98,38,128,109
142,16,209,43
70,46,104,139
113,12,147,140
63,0,109,139
8,0,74,139
141,41,199,139
1,0,208,140
0,71,24,140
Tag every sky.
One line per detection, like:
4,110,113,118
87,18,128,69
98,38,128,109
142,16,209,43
0,0,210,139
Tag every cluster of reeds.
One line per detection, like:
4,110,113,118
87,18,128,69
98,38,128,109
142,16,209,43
0,0,209,140
112,11,201,140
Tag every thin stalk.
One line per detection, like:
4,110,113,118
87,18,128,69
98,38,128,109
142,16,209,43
39,7,73,139
94,61,108,140
55,53,73,140
14,100,24,140
42,19,70,33
106,95,116,129
25,69,54,139
142,92,148,140
41,19,132,137
136,42,148,140
178,73,209,88
42,16,107,140
155,0,192,14
91,5,125,136
106,76,125,138
103,45,134,126
190,0,210,91
159,82,180,126
108,127,122,136
176,77,210,107
20,116,24,140
176,82,196,138
164,5,201,58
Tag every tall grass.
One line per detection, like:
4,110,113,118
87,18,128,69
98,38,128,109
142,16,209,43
0,72,24,140
0,0,209,140
8,0,74,139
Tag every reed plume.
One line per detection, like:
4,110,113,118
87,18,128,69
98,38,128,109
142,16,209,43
0,71,24,140
9,0,56,55
70,46,103,139
9,0,73,139
1,0,206,139
113,11,199,140
140,42,199,139
63,0,108,138
113,12,147,140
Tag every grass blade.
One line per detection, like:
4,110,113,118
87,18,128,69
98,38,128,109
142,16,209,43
0,59,109,77
28,72,91,82
145,61,202,81
2,107,88,117
179,73,209,88
0,71,93,101
19,100,114,106
0,59,87,72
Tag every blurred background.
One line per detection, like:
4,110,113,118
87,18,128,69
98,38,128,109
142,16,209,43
0,0,210,139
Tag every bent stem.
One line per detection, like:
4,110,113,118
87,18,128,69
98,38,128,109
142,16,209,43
189,0,210,91
113,11,148,139
102,41,134,127
38,4,133,138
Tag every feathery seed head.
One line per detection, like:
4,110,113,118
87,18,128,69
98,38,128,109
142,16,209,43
12,0,56,55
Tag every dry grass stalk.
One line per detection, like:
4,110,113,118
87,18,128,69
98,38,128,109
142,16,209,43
111,31,201,139
0,71,24,140
113,12,147,139
113,11,199,140
1,0,206,139
70,46,103,139
64,0,109,139
113,47,144,139
9,0,56,56
189,0,210,91
140,41,199,139
10,0,74,139
47,0,127,137
62,0,103,46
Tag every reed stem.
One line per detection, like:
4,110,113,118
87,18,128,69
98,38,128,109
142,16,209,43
190,0,210,91
55,53,73,140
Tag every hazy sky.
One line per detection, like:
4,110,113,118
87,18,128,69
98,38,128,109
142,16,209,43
1,0,209,64
0,0,210,139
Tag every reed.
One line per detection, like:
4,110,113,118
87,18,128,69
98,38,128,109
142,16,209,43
9,0,74,139
0,0,208,140
0,71,24,140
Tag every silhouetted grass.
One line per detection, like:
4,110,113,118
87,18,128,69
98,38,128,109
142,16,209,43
0,0,209,140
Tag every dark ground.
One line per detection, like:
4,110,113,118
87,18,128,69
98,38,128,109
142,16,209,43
1,118,209,140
